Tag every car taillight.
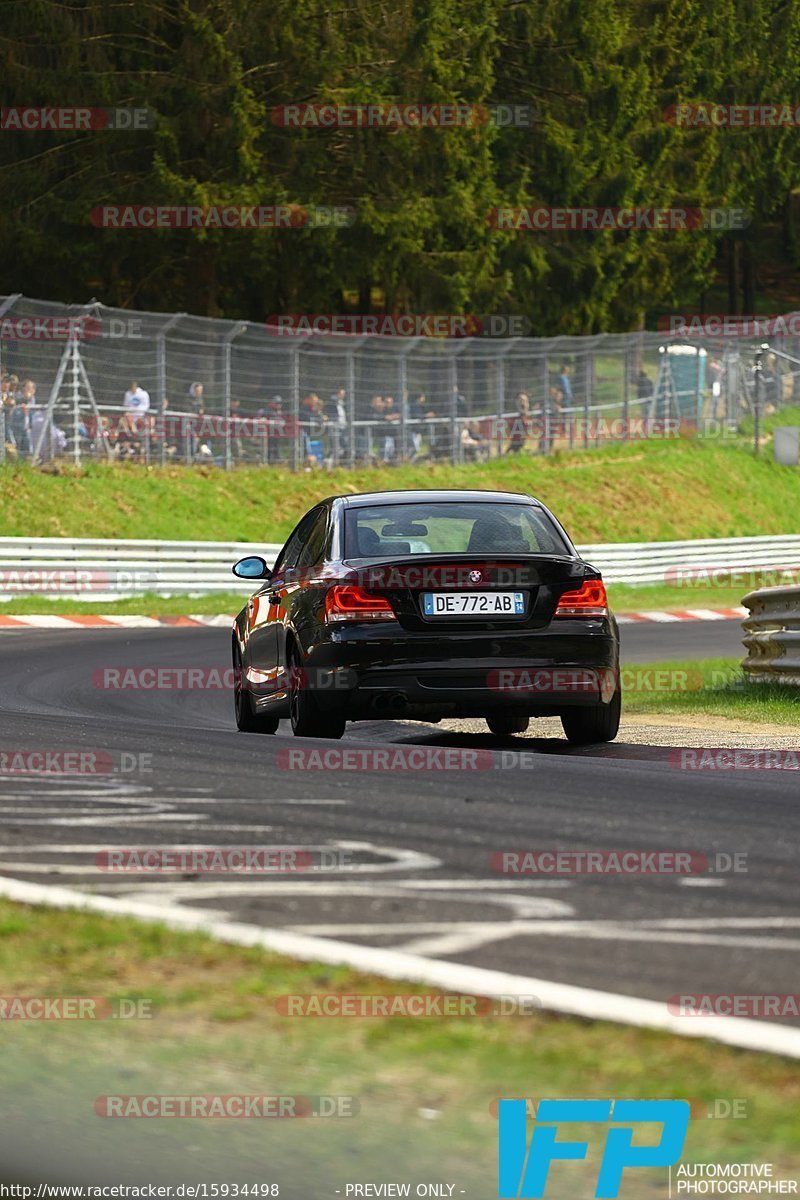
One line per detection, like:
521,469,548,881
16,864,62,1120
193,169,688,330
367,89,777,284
324,585,395,623
554,579,608,618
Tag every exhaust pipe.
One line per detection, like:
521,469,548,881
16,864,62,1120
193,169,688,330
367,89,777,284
373,692,409,714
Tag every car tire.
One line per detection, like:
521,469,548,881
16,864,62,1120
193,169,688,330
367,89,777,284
288,645,346,739
560,688,621,745
234,644,279,734
486,716,530,736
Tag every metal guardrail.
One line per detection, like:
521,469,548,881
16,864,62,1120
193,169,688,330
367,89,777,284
742,585,800,685
0,533,798,600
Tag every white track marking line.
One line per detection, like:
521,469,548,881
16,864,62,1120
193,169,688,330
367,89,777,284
0,872,795,1058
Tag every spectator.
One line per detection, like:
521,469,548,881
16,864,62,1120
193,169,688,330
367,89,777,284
263,395,286,464
541,383,564,453
557,363,573,410
636,368,654,400
358,394,383,463
188,382,204,413
505,392,530,454
762,353,780,411
381,394,400,462
461,419,489,462
30,407,66,461
153,397,177,460
304,394,328,468
2,393,17,457
124,380,150,414
116,410,143,460
326,387,348,463
410,391,434,460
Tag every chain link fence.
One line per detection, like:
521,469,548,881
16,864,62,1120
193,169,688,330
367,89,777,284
1,294,797,469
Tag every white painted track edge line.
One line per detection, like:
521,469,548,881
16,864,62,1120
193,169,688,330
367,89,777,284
0,874,795,1060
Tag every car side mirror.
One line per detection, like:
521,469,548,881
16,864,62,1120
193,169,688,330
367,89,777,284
232,556,272,580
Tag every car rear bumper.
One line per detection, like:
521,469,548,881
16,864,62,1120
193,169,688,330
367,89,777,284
304,618,619,719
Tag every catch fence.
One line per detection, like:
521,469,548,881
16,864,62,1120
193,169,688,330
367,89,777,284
0,295,796,469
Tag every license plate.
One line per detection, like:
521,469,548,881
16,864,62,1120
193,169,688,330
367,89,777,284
422,591,525,617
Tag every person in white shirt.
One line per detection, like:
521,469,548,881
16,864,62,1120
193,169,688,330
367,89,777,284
123,381,150,413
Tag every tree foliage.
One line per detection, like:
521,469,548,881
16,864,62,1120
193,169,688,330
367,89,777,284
1,0,797,329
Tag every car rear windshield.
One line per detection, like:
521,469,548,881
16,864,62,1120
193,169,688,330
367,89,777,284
344,502,571,557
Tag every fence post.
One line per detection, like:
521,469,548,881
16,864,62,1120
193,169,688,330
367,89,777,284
496,352,506,458
72,337,81,467
448,352,457,464
623,342,630,441
346,348,356,468
582,350,590,449
157,313,184,468
223,323,246,471
0,295,22,383
291,344,301,472
398,348,408,461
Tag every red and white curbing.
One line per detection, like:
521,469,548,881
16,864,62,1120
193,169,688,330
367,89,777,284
0,614,234,629
616,606,747,625
0,607,748,629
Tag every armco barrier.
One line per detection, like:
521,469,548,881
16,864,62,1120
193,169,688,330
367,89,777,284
0,533,797,600
742,585,800,685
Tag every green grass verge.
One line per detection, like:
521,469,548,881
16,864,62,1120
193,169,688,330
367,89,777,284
622,658,800,726
0,900,798,1189
0,591,249,616
1,433,799,545
610,581,752,613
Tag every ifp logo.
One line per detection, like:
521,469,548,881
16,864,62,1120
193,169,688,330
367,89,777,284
498,1099,689,1198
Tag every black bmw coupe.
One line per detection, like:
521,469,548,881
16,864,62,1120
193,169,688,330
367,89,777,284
232,490,620,743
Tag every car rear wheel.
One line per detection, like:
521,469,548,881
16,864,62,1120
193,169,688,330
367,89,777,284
486,716,530,736
234,645,279,734
289,645,346,739
560,689,621,745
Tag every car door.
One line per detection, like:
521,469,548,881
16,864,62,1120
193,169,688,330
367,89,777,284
245,509,319,692
275,504,330,671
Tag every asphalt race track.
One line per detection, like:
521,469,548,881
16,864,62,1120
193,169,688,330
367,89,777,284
0,618,797,1044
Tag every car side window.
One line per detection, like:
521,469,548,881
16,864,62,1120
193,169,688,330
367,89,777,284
296,507,329,568
274,510,318,576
